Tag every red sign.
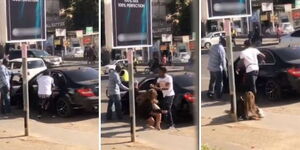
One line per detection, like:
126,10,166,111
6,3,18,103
292,9,300,20
189,41,196,51
83,36,92,44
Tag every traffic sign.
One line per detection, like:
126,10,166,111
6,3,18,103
6,0,46,42
207,0,252,19
86,27,93,35
109,0,152,48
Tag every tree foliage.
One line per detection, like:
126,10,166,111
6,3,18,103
166,0,192,35
61,0,99,31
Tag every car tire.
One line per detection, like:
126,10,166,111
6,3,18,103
265,79,282,101
205,42,211,49
56,97,73,117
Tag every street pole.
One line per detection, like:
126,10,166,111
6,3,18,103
127,48,136,142
225,19,238,121
21,42,29,136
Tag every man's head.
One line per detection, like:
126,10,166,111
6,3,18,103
115,65,122,73
244,40,251,48
158,66,167,77
219,37,226,47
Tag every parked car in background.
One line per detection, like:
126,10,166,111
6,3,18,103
234,47,300,101
121,73,195,122
279,30,300,47
9,58,47,81
201,31,225,49
173,52,191,63
66,47,84,58
9,49,63,67
104,59,128,74
11,66,99,117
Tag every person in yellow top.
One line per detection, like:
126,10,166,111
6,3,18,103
120,67,129,86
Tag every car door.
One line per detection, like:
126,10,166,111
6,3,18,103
258,50,277,83
10,61,22,75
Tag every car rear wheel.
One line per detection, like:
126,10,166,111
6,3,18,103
56,97,73,117
205,42,211,49
265,79,282,101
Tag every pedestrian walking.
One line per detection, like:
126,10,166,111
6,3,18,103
106,65,129,120
133,56,138,73
0,59,13,114
237,40,265,95
36,70,55,118
232,28,237,46
150,67,175,129
162,55,167,66
89,46,97,64
207,37,227,100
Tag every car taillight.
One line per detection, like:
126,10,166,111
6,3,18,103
287,68,300,77
184,93,195,103
77,88,95,97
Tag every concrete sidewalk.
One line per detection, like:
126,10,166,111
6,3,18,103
101,120,196,150
0,112,98,150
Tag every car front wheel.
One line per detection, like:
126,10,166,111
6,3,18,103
265,79,282,101
56,97,73,117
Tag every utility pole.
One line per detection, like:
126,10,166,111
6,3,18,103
21,42,29,136
127,48,136,142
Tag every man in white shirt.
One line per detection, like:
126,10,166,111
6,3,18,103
238,40,265,94
151,67,175,129
36,70,55,118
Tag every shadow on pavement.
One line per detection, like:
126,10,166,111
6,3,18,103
0,106,98,124
101,141,131,146
202,114,233,126
0,135,25,139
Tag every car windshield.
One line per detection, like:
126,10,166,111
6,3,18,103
274,49,300,61
205,33,213,38
64,67,98,82
31,50,50,57
28,60,44,69
174,74,194,87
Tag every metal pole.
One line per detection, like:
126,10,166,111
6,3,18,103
128,48,136,142
225,19,237,121
22,42,30,136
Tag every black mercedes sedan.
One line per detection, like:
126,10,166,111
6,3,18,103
11,66,99,117
121,73,195,122
234,47,300,101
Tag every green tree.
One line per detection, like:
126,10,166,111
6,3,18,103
166,0,192,35
61,0,99,31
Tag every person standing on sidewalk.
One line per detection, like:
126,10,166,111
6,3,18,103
0,59,13,114
106,65,129,120
207,37,227,100
151,67,175,129
238,40,265,95
36,70,55,118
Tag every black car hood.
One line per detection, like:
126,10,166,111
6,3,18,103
182,86,194,92
286,59,300,65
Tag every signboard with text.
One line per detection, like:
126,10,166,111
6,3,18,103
111,0,152,48
6,0,46,42
207,0,252,19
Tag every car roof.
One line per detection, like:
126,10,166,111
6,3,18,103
10,58,44,62
49,66,94,72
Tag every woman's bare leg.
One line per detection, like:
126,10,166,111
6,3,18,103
146,117,155,129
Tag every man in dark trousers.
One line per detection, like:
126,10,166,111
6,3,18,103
151,67,175,129
207,37,227,100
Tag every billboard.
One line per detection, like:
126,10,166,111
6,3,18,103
207,0,252,19
6,0,46,42
111,0,152,48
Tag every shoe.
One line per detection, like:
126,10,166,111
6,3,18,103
37,115,42,119
207,93,214,99
168,125,175,130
